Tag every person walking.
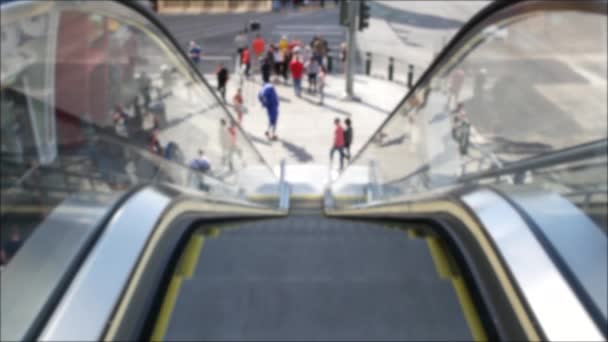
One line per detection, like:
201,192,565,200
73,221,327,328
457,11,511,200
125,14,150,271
272,44,283,83
234,30,248,56
282,47,292,84
289,54,304,97
190,149,211,173
344,118,353,160
339,42,347,73
189,149,211,190
219,118,232,169
216,62,229,102
258,80,280,140
312,36,324,66
261,52,273,83
241,47,251,78
233,87,245,123
188,40,202,66
318,65,326,105
252,34,266,72
278,34,289,55
306,57,319,94
329,118,346,171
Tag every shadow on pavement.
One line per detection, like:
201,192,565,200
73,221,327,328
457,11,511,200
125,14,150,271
300,95,352,117
380,134,408,148
278,95,292,103
280,139,314,162
356,99,393,115
248,133,272,146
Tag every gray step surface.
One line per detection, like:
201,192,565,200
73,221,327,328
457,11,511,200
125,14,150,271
164,216,472,341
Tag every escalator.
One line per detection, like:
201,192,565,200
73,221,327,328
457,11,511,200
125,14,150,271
155,216,477,341
1,0,607,341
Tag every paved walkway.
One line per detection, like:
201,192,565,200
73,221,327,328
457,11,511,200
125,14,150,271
204,71,407,170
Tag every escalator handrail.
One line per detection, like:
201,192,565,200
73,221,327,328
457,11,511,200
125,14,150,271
333,0,607,183
459,139,607,183
37,183,284,342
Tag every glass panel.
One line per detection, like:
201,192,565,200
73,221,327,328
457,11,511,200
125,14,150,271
0,1,279,267
332,3,607,228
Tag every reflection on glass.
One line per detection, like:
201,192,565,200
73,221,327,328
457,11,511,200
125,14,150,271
0,1,278,267
332,5,607,229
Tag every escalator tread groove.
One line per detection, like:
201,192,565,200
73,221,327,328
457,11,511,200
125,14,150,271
164,216,472,341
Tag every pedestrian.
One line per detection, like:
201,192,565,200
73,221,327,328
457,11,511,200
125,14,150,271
289,54,304,97
344,118,353,160
234,29,248,56
278,34,289,55
339,42,347,72
149,129,163,156
241,47,251,78
312,36,324,66
319,35,329,66
306,57,319,94
252,33,266,71
189,149,211,190
258,80,280,140
329,118,346,171
282,47,292,84
228,119,242,158
188,40,202,66
272,45,283,83
302,45,312,65
288,37,301,53
216,62,229,102
219,118,232,169
261,52,273,83
233,87,245,123
448,68,465,108
190,149,211,173
318,65,326,104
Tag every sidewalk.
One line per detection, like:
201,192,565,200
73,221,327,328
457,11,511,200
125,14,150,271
205,71,407,170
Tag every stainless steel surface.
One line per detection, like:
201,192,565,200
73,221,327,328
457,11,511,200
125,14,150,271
462,188,605,341
38,187,171,341
498,186,607,321
0,192,123,342
38,184,284,341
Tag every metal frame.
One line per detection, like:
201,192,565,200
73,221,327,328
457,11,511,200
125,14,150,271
327,186,606,341
462,189,605,341
0,190,131,342
38,184,283,341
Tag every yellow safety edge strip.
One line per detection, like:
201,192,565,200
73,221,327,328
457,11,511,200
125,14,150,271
419,233,486,341
149,276,182,342
326,201,539,341
104,201,282,341
150,232,205,341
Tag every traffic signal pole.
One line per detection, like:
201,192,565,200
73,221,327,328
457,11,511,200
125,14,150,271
344,0,358,100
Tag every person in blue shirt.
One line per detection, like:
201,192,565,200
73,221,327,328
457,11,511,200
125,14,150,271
189,40,202,65
189,149,211,173
258,81,280,140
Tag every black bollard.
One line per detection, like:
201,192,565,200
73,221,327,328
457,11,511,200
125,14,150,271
365,52,371,76
407,64,414,88
327,55,333,73
388,57,394,81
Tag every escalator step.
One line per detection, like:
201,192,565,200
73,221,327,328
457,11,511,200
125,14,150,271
167,278,469,341
163,217,472,341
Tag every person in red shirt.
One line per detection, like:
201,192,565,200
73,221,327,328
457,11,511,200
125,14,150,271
289,54,304,97
330,118,346,171
252,34,266,71
233,87,244,123
241,47,251,78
